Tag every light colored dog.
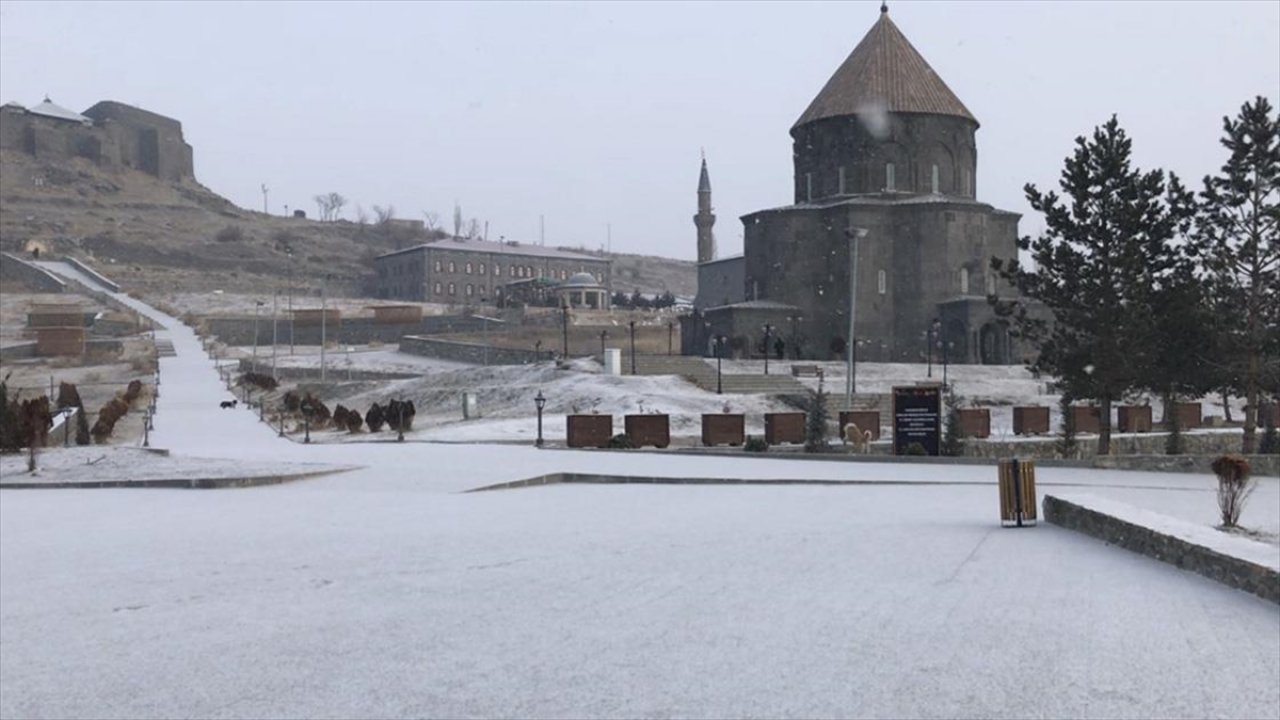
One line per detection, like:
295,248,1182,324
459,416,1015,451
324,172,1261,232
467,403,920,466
842,423,872,453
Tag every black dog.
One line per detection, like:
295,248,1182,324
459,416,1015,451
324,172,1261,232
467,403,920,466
220,400,238,409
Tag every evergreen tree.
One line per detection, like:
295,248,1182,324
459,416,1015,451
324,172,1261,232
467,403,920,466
1164,396,1184,456
1195,96,1280,454
941,386,964,457
1057,395,1078,459
0,380,19,453
991,116,1194,455
804,384,830,453
1260,404,1279,455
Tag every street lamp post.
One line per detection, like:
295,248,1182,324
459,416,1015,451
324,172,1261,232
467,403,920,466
845,226,868,408
253,300,264,365
271,292,279,380
762,323,773,376
143,411,150,447
629,320,637,375
561,303,570,359
715,335,725,395
667,322,674,356
943,340,951,389
534,390,546,447
480,295,489,367
599,330,608,358
928,318,940,379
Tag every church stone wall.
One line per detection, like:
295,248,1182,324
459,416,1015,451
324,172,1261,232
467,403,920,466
791,114,977,202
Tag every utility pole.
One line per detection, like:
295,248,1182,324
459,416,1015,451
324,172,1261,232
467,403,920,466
271,291,279,380
261,183,269,214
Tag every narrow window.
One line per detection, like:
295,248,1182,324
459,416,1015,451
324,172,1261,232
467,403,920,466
465,262,472,274
433,282,442,295
838,166,846,195
877,269,886,295
493,264,500,277
448,261,456,273
963,169,971,197
466,284,474,296
931,164,939,194
960,268,969,294
434,260,442,272
986,273,996,295
448,282,456,295
885,163,896,192
805,172,813,202
479,263,486,275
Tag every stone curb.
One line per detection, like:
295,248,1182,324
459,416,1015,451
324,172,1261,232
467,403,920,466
1043,494,1279,605
0,466,357,490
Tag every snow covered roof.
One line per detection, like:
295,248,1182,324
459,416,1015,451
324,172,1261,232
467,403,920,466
27,97,92,125
561,272,601,288
377,237,607,263
704,299,802,313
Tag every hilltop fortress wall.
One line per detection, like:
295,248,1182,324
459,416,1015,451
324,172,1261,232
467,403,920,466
0,100,194,182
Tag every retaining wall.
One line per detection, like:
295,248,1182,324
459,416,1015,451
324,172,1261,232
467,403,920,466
0,252,66,293
400,335,555,366
1043,493,1279,604
205,314,487,346
0,342,38,362
63,256,121,292
236,358,421,382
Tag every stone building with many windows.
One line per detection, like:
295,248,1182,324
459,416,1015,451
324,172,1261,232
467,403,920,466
374,237,611,306
688,5,1025,365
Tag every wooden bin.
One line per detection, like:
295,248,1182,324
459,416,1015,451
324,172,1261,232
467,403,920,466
1068,405,1101,434
997,458,1038,527
764,412,805,445
957,408,991,439
1013,406,1049,435
839,411,880,441
701,414,745,447
566,414,612,448
625,414,670,449
1117,405,1152,433
1172,402,1202,430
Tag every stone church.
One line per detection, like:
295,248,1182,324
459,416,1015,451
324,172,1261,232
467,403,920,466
687,4,1021,366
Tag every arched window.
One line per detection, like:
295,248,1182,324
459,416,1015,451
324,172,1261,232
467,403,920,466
986,273,996,296
885,163,896,192
479,263,486,275
805,172,813,201
838,166,846,195
433,282,442,295
931,165,940,194
510,264,517,277
877,269,886,295
526,266,534,277
493,264,500,277
448,282,456,295
434,260,442,272
466,284,474,296
448,261,456,273
465,262,472,274
960,268,970,294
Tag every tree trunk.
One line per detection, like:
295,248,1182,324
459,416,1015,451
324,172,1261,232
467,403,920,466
1244,350,1259,454
1221,390,1233,423
1098,396,1112,456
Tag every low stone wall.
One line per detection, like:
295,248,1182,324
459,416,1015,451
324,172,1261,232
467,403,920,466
205,314,487,346
236,359,421,382
0,252,67,293
0,342,37,362
63,256,121,292
1043,494,1278,604
400,335,554,366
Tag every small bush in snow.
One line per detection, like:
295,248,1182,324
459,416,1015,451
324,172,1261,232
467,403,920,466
743,436,769,453
1211,455,1254,528
606,433,635,449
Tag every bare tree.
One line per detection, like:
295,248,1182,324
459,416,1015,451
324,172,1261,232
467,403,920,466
355,205,369,227
373,204,396,226
314,194,330,221
464,218,481,239
422,211,441,233
326,192,347,222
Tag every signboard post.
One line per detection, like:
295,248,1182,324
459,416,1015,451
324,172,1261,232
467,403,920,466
893,385,941,456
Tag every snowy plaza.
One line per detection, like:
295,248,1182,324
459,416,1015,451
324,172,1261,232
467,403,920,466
1,267,1279,719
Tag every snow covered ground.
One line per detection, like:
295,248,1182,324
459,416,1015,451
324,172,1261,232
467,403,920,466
2,264,1277,719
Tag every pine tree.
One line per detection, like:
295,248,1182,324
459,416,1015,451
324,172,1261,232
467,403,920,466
0,380,19,453
941,386,964,457
1195,96,1280,454
804,384,830,453
991,116,1194,456
1057,395,1077,459
1164,395,1184,456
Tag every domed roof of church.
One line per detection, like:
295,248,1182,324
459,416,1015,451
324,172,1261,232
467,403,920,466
793,5,976,130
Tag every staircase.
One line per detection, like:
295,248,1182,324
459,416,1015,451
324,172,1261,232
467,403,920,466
630,355,811,395
155,339,176,357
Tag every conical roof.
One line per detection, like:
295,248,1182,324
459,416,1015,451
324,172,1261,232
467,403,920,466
697,157,711,193
793,7,976,130
28,96,92,124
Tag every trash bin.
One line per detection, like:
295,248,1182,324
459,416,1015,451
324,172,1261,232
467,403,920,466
998,458,1037,527
462,392,478,419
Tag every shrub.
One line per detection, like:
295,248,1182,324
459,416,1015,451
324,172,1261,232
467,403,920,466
215,225,245,243
606,433,635,449
1211,455,1254,528
365,402,386,432
804,385,829,453
1057,395,1077,458
1260,409,1278,455
941,386,963,457
743,436,769,453
905,442,928,456
1164,396,1183,456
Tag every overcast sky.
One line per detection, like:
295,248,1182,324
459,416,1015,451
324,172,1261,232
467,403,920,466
2,1,1277,261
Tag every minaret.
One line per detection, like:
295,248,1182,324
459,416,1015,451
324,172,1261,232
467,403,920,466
694,153,716,263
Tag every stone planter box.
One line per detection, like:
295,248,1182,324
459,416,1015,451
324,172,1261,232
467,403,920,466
1172,402,1202,430
1117,405,1152,433
956,408,991,438
701,414,744,447
566,414,612,448
839,411,880,441
625,414,670,449
1013,406,1049,435
1068,405,1102,434
764,412,805,445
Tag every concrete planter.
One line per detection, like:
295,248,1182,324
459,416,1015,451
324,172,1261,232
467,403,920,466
566,414,612,448
957,408,991,438
1013,406,1049,435
625,415,670,449
1117,405,1152,433
1068,405,1102,434
1172,402,1202,430
701,414,744,447
839,410,880,441
764,412,805,445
